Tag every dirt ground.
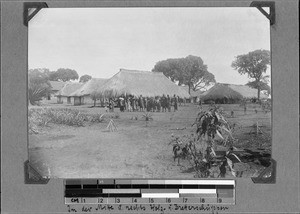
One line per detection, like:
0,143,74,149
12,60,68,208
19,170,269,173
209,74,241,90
28,102,271,179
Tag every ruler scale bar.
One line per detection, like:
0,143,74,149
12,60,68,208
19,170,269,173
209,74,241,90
131,184,150,188
115,184,132,189
180,193,218,198
180,180,235,185
98,184,115,189
142,193,180,198
65,179,235,205
115,180,132,184
108,193,142,198
65,179,235,185
141,189,179,193
102,189,140,193
179,189,217,194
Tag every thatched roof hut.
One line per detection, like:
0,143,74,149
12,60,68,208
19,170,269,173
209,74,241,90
200,83,268,102
200,83,243,101
56,82,83,97
95,69,190,98
49,81,66,92
70,78,108,97
228,84,261,99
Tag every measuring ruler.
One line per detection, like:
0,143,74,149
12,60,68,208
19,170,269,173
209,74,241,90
64,179,235,205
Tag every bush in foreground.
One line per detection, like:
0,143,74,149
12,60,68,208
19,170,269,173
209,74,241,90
28,107,105,134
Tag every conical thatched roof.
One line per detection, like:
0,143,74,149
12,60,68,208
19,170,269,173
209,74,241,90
70,78,108,97
200,83,268,100
228,84,258,98
56,82,84,97
201,83,243,100
95,69,190,98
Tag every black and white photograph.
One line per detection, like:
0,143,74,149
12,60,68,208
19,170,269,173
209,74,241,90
28,7,272,179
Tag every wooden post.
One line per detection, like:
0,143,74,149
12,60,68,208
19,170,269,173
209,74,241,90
106,119,117,132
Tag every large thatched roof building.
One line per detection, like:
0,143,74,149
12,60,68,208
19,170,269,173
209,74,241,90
70,78,108,97
95,69,190,98
46,81,67,100
49,81,66,92
200,83,268,103
56,82,83,104
70,78,108,105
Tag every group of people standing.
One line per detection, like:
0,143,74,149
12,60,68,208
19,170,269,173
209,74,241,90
105,94,182,113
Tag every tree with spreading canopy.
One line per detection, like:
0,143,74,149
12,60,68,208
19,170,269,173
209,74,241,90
152,55,216,94
231,49,270,100
28,68,52,105
49,68,79,82
79,74,92,83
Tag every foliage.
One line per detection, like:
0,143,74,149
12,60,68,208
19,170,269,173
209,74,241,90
169,134,211,178
170,106,235,178
194,106,235,149
231,49,270,100
191,71,215,92
141,112,153,121
28,108,106,134
87,113,105,123
79,74,92,83
142,112,153,127
248,124,271,149
37,108,86,126
28,108,52,134
152,55,216,94
28,69,52,105
29,67,79,82
49,68,79,82
28,67,79,104
28,84,51,105
261,99,272,112
29,68,51,78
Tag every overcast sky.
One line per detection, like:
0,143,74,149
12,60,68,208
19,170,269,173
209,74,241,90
28,7,270,85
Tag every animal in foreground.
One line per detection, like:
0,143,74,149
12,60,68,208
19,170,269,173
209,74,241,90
173,144,189,165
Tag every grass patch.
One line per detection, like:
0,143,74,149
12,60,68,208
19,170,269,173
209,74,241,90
28,107,105,134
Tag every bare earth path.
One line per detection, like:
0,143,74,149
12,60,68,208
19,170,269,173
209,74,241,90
28,104,271,179
29,105,198,178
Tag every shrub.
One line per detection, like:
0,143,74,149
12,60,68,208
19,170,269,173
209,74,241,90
142,112,153,121
45,108,85,126
28,108,107,133
88,113,105,123
171,106,235,178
